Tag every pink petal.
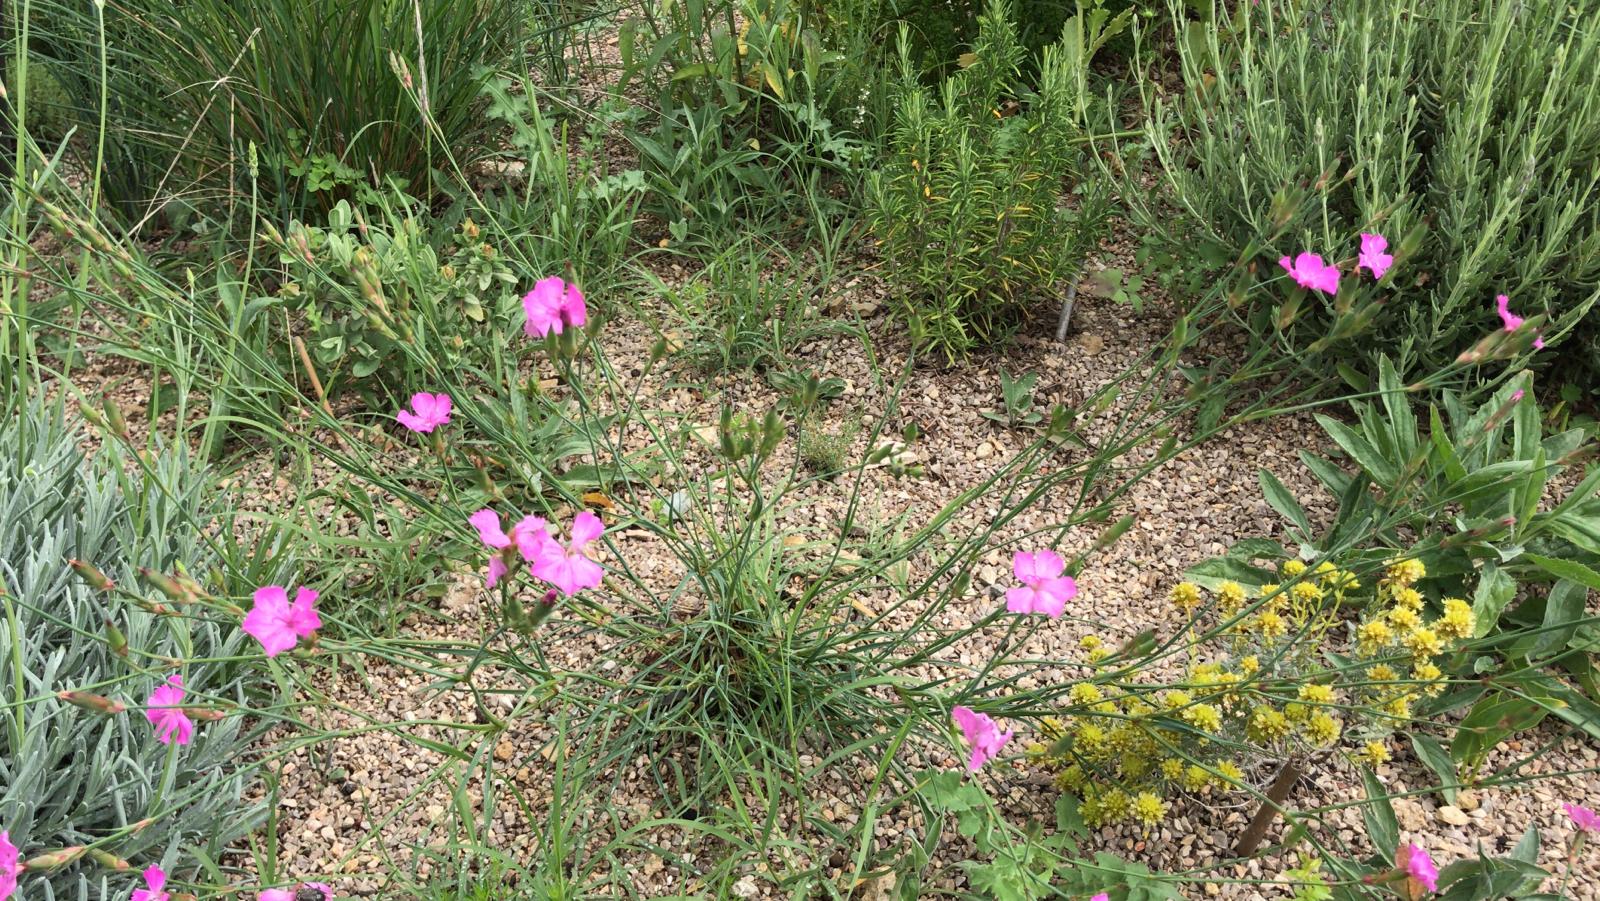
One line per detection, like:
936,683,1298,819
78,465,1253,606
1496,294,1524,331
396,410,430,432
561,283,588,328
288,587,322,638
1033,576,1076,617
951,705,985,744
469,509,511,549
258,891,296,901
512,516,550,561
1005,585,1039,614
569,511,604,547
485,556,508,589
144,865,167,894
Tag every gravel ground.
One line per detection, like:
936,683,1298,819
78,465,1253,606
51,224,1600,898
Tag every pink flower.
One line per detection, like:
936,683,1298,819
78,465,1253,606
145,675,194,746
470,510,551,588
1091,895,1109,901
951,705,1013,772
531,512,605,596
1357,233,1393,280
258,891,294,901
1399,842,1438,893
0,830,17,901
1278,252,1340,295
396,392,452,433
522,276,588,338
302,883,335,901
1566,802,1600,833
131,864,170,901
241,586,322,657
1005,551,1077,618
1495,294,1545,349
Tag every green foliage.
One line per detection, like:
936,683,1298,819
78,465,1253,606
1142,0,1600,384
0,401,291,897
797,412,859,476
270,199,517,396
1250,360,1600,665
981,367,1046,428
867,0,1122,360
28,0,516,217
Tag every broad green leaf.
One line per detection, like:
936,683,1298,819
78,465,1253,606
1470,564,1516,638
1526,554,1600,592
1316,414,1399,485
1185,556,1273,591
1259,468,1313,539
1429,405,1468,483
1359,769,1399,859
1409,734,1459,804
1534,580,1588,658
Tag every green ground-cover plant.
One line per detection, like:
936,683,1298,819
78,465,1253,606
1135,0,1600,389
868,0,1123,360
0,399,299,898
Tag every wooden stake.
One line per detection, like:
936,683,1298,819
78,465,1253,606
1233,757,1305,857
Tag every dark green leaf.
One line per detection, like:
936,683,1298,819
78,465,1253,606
1359,769,1399,859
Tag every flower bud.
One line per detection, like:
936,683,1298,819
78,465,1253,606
102,396,130,440
87,848,133,871
104,618,129,657
69,559,116,592
25,846,87,871
57,690,127,715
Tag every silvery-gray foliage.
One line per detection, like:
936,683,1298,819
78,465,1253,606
0,401,292,899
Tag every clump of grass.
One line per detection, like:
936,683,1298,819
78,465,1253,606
798,412,860,477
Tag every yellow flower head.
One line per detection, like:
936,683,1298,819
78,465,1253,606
1079,634,1104,651
1069,682,1105,705
1162,689,1194,710
1183,703,1224,733
1359,740,1391,767
1247,706,1293,743
1358,620,1394,655
1282,560,1308,578
1391,587,1424,611
1253,610,1289,639
1214,760,1245,786
1239,655,1262,676
1132,791,1169,826
1087,647,1111,664
1383,695,1413,721
1218,581,1247,613
1040,716,1067,740
1386,558,1426,586
1182,764,1212,792
1314,561,1338,579
1366,663,1398,683
1413,660,1446,696
1121,751,1153,779
1302,712,1341,745
1291,581,1324,604
1403,627,1444,658
1075,722,1109,753
1297,683,1337,706
1385,606,1423,634
1171,581,1203,613
1053,766,1086,791
1437,598,1475,640
1160,758,1185,781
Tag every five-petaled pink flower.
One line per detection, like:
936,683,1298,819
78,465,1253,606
1278,252,1340,295
1566,802,1600,833
396,392,452,433
531,512,605,596
0,830,17,901
242,586,322,657
131,864,171,901
1006,550,1077,618
1357,233,1393,281
523,276,588,338
469,510,551,588
951,705,1013,772
146,675,194,746
1398,842,1438,893
1495,294,1545,349
1090,895,1109,901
